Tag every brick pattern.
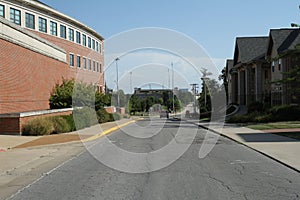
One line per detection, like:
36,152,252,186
0,29,104,114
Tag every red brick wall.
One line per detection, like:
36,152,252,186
0,38,68,114
0,117,20,135
31,30,104,88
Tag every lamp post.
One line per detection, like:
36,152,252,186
115,57,120,108
130,71,133,94
172,62,175,114
201,77,209,110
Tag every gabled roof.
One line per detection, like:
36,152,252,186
233,37,269,65
267,28,300,56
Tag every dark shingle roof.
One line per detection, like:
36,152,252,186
234,37,269,64
277,29,300,53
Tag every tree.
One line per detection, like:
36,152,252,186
219,67,228,103
50,78,111,110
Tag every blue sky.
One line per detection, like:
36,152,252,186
42,0,300,92
42,0,300,60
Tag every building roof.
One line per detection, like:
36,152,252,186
266,28,300,56
13,0,104,41
233,37,269,65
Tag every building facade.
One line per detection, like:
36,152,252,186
227,28,300,107
0,0,104,114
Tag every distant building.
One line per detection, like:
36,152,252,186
0,0,104,114
134,88,173,100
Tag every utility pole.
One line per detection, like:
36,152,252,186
172,62,175,114
190,83,199,114
115,57,120,107
130,71,132,94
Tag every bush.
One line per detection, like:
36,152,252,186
247,101,264,113
22,118,54,136
60,115,76,132
49,116,70,134
97,108,111,123
73,107,98,130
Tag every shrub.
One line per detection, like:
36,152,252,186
97,108,111,123
22,118,54,136
247,101,264,113
73,107,98,130
49,116,70,134
60,115,76,132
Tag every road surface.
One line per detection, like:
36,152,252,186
9,118,300,200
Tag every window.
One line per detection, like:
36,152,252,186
76,31,81,44
92,39,95,50
77,55,81,68
93,61,96,71
50,21,57,36
38,17,47,33
60,25,66,39
10,8,21,25
83,57,87,69
69,54,74,67
88,37,91,48
272,61,275,72
99,43,102,53
0,4,5,18
278,59,282,71
97,62,99,72
68,28,74,41
25,13,35,29
82,34,86,46
88,59,91,70
100,64,102,73
96,41,99,52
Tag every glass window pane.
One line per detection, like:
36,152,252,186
82,34,86,46
88,37,91,48
68,28,74,41
10,8,21,25
25,13,35,29
38,17,47,33
0,4,5,18
60,25,66,39
50,21,57,36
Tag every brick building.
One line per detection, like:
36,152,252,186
0,0,104,114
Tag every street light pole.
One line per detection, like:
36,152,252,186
172,62,175,114
115,57,120,108
130,71,133,94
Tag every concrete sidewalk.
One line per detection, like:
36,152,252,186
196,121,300,172
0,118,136,199
0,118,134,150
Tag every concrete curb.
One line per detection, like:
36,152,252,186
196,123,300,173
10,119,139,150
179,118,300,174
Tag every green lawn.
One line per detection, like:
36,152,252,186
247,121,300,140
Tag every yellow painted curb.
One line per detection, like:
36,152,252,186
82,120,136,143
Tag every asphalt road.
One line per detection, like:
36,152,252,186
9,118,300,200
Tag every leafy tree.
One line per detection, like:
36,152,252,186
49,78,74,109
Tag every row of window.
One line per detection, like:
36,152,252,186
69,54,103,73
0,4,102,53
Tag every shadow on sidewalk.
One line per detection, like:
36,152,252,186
237,133,298,143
